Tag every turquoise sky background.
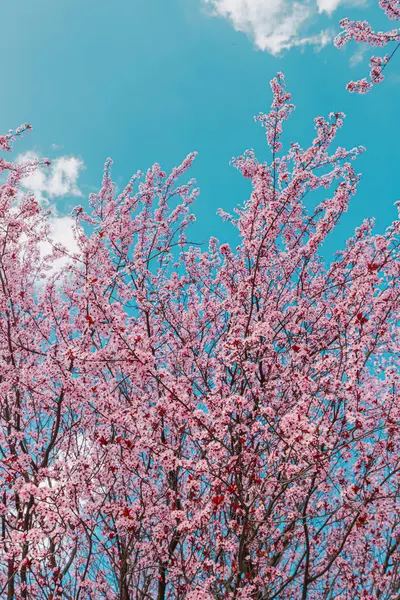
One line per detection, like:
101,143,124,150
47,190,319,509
1,0,399,258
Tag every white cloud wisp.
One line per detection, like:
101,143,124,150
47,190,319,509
17,152,84,276
202,0,362,54
18,152,84,205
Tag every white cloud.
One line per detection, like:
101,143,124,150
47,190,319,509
17,152,84,277
17,152,84,205
19,213,80,283
39,215,81,276
349,44,368,67
317,0,366,13
316,0,343,14
284,27,333,52
202,0,361,54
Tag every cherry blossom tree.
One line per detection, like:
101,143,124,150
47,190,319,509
335,0,400,93
1,73,400,599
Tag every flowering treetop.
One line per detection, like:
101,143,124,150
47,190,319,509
0,70,400,599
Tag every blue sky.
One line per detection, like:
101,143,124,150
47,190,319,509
1,0,399,259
